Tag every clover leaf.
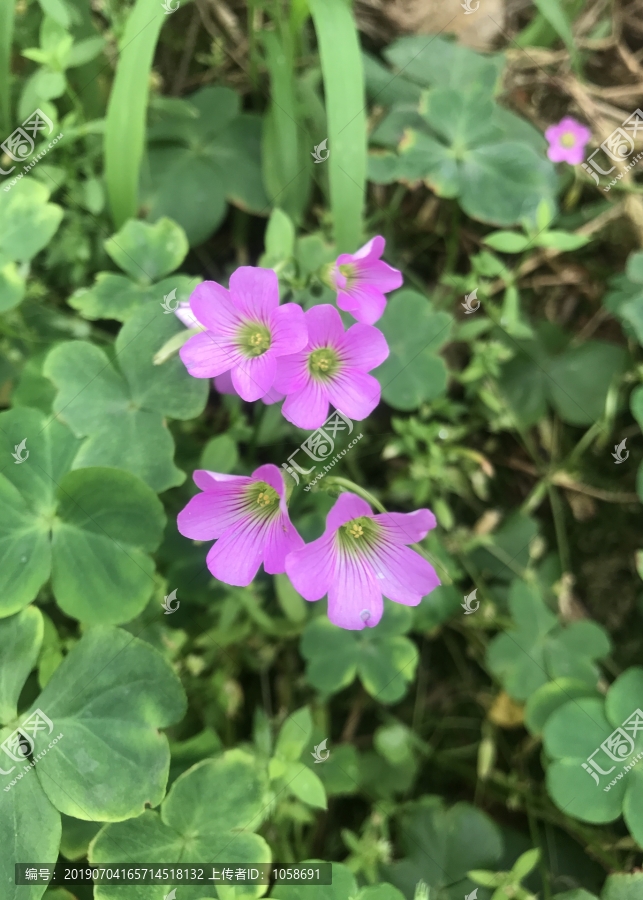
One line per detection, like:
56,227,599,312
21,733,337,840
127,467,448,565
44,303,208,491
497,322,627,427
0,407,165,624
603,250,643,346
269,707,327,809
301,601,418,704
384,796,503,900
543,666,643,847
68,217,194,322
144,86,270,246
0,623,186,898
486,580,610,702
369,77,556,228
374,289,451,411
0,606,43,723
0,179,63,312
601,872,643,900
90,750,271,899
272,862,405,900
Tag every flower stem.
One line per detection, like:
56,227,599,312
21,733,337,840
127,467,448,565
322,476,387,513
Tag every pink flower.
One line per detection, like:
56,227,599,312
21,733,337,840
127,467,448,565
545,117,592,165
177,464,304,586
179,267,307,402
273,305,389,430
285,493,440,630
175,302,284,405
330,236,403,325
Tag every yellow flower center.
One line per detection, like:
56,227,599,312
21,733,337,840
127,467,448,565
257,490,276,508
348,523,364,539
560,132,576,148
239,323,271,357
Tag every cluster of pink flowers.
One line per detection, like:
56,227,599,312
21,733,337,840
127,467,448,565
176,237,441,630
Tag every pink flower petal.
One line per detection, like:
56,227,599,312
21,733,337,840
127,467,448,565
231,353,277,402
269,302,308,355
205,518,265,586
252,463,285,499
327,549,383,630
214,369,236,394
175,302,200,329
273,353,308,394
303,304,344,349
326,369,381,420
264,513,305,574
340,323,389,371
336,285,387,325
180,331,242,378
262,386,286,405
338,235,385,265
190,281,242,335
193,470,248,491
374,509,437,545
281,378,330,430
370,543,440,606
177,482,249,540
285,533,336,601
326,492,373,531
229,267,279,322
354,258,403,293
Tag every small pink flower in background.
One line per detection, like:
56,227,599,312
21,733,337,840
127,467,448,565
545,117,592,165
177,464,303,587
175,303,284,405
179,267,307,402
285,493,440,630
330,236,403,325
273,305,389,430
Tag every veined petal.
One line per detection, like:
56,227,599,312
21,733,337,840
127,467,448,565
205,518,265,586
327,548,383,630
370,543,440,606
252,463,286,499
326,369,381,421
177,482,249,540
285,532,336,601
269,302,308,355
374,509,437,545
303,304,344,349
193,470,249,491
231,353,277,402
281,379,330,430
336,285,387,325
326,493,373,531
264,513,305,575
229,266,279,321
354,258,403,292
340,323,389,371
190,281,242,335
338,235,385,265
273,353,309,394
180,331,242,378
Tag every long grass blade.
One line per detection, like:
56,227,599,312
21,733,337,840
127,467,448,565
104,0,166,227
309,0,366,253
0,0,15,134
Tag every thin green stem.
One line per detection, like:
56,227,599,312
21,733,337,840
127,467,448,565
323,476,387,513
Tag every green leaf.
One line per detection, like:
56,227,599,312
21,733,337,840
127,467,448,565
0,606,43,724
200,434,238,474
284,760,327,809
259,207,296,269
384,796,503,898
44,304,208,491
69,272,197,322
309,0,367,252
90,751,271,898
104,0,166,226
104,217,189,283
374,289,451,411
383,35,504,94
272,862,358,900
301,601,418,704
0,178,63,263
0,407,166,624
275,707,313,762
534,231,590,251
601,872,643,900
510,847,540,879
533,0,577,59
524,678,601,736
483,232,532,253
274,573,307,624
31,626,186,820
145,86,269,246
